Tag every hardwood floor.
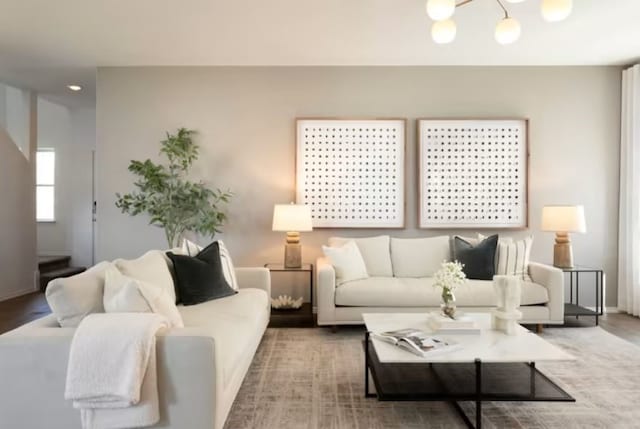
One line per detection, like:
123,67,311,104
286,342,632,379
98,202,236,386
0,292,51,334
1,293,639,346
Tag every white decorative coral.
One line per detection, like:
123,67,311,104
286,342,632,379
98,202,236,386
271,295,304,310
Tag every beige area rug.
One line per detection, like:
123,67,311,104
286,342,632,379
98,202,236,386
225,326,640,429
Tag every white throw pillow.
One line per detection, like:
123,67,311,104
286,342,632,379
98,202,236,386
45,261,112,327
322,241,369,285
114,250,176,303
182,239,238,290
328,236,392,277
495,236,533,282
390,236,450,278
103,265,184,328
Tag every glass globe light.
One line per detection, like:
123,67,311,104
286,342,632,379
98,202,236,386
495,17,521,44
426,0,456,21
541,0,572,22
431,19,457,44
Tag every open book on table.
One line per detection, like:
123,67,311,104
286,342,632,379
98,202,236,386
373,328,460,358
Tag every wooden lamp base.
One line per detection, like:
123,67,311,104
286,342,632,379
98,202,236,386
553,232,574,269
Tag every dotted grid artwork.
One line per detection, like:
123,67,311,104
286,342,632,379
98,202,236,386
296,119,405,228
418,119,528,228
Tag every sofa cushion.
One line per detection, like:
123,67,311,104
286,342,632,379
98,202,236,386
178,288,268,388
115,250,177,303
168,242,237,305
182,239,239,291
390,236,450,277
334,277,548,307
496,236,533,282
103,265,184,328
453,235,498,280
328,236,392,277
322,241,369,285
45,261,112,327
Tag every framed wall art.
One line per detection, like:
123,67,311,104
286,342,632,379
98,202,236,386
418,119,529,229
296,118,406,228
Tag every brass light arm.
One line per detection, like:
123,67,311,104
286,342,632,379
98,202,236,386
455,0,510,19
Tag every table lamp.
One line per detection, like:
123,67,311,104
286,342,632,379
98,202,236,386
272,203,313,268
541,205,586,268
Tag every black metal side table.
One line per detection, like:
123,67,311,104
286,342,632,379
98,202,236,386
264,263,314,327
557,265,605,325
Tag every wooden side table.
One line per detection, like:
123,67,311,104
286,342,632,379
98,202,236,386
264,263,314,327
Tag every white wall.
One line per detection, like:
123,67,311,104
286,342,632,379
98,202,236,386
0,83,31,159
0,91,37,300
96,67,621,306
37,98,95,267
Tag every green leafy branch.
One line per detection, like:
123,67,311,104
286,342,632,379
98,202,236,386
115,128,232,247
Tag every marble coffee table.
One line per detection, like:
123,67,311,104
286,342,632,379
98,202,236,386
363,313,575,429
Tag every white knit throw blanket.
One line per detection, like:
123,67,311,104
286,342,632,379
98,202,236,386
65,313,169,429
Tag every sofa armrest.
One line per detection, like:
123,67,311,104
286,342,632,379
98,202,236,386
235,267,271,296
529,262,564,323
0,321,218,429
316,257,337,326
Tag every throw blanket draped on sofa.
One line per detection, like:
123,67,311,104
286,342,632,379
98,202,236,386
65,313,169,429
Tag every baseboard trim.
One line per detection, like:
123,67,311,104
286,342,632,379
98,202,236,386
0,287,39,302
583,306,620,313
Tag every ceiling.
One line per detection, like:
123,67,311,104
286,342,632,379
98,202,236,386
0,0,638,107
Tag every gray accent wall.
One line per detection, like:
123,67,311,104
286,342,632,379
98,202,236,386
96,67,621,307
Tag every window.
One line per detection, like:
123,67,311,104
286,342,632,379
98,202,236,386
36,149,55,221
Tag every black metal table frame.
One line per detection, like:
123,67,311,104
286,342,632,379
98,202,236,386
565,268,604,325
364,332,575,429
264,263,314,327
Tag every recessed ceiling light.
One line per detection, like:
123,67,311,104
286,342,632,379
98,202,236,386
67,85,82,92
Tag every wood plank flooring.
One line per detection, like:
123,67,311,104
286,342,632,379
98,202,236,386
0,292,51,334
1,293,639,346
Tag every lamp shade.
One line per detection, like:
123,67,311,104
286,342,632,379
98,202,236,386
272,204,313,232
541,205,586,233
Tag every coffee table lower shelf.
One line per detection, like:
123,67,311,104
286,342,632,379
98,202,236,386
364,333,574,429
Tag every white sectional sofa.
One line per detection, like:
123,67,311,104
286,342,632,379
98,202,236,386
0,267,270,429
317,235,564,327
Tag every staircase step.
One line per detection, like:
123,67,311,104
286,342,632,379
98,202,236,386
38,255,72,274
40,266,86,292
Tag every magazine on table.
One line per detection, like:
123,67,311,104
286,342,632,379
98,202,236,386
373,328,461,358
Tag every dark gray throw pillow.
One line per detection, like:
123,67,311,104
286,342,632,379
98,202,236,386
453,235,499,280
167,241,236,306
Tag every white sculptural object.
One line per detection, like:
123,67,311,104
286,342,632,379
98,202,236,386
492,275,523,335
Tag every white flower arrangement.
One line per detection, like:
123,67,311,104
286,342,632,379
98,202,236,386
433,261,467,304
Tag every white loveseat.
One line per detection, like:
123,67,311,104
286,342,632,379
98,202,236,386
317,235,564,327
0,267,270,429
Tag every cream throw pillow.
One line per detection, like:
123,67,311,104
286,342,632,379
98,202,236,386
103,266,184,328
328,236,392,277
114,250,176,303
45,261,112,327
322,241,369,285
495,236,533,282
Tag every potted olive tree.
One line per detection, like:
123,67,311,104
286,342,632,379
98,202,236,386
115,128,232,247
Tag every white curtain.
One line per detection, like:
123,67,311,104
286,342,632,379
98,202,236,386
618,64,640,316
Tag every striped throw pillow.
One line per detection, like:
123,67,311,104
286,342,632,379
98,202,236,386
495,236,533,282
218,241,239,291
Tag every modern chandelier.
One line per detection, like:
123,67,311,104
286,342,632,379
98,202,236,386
427,0,573,45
